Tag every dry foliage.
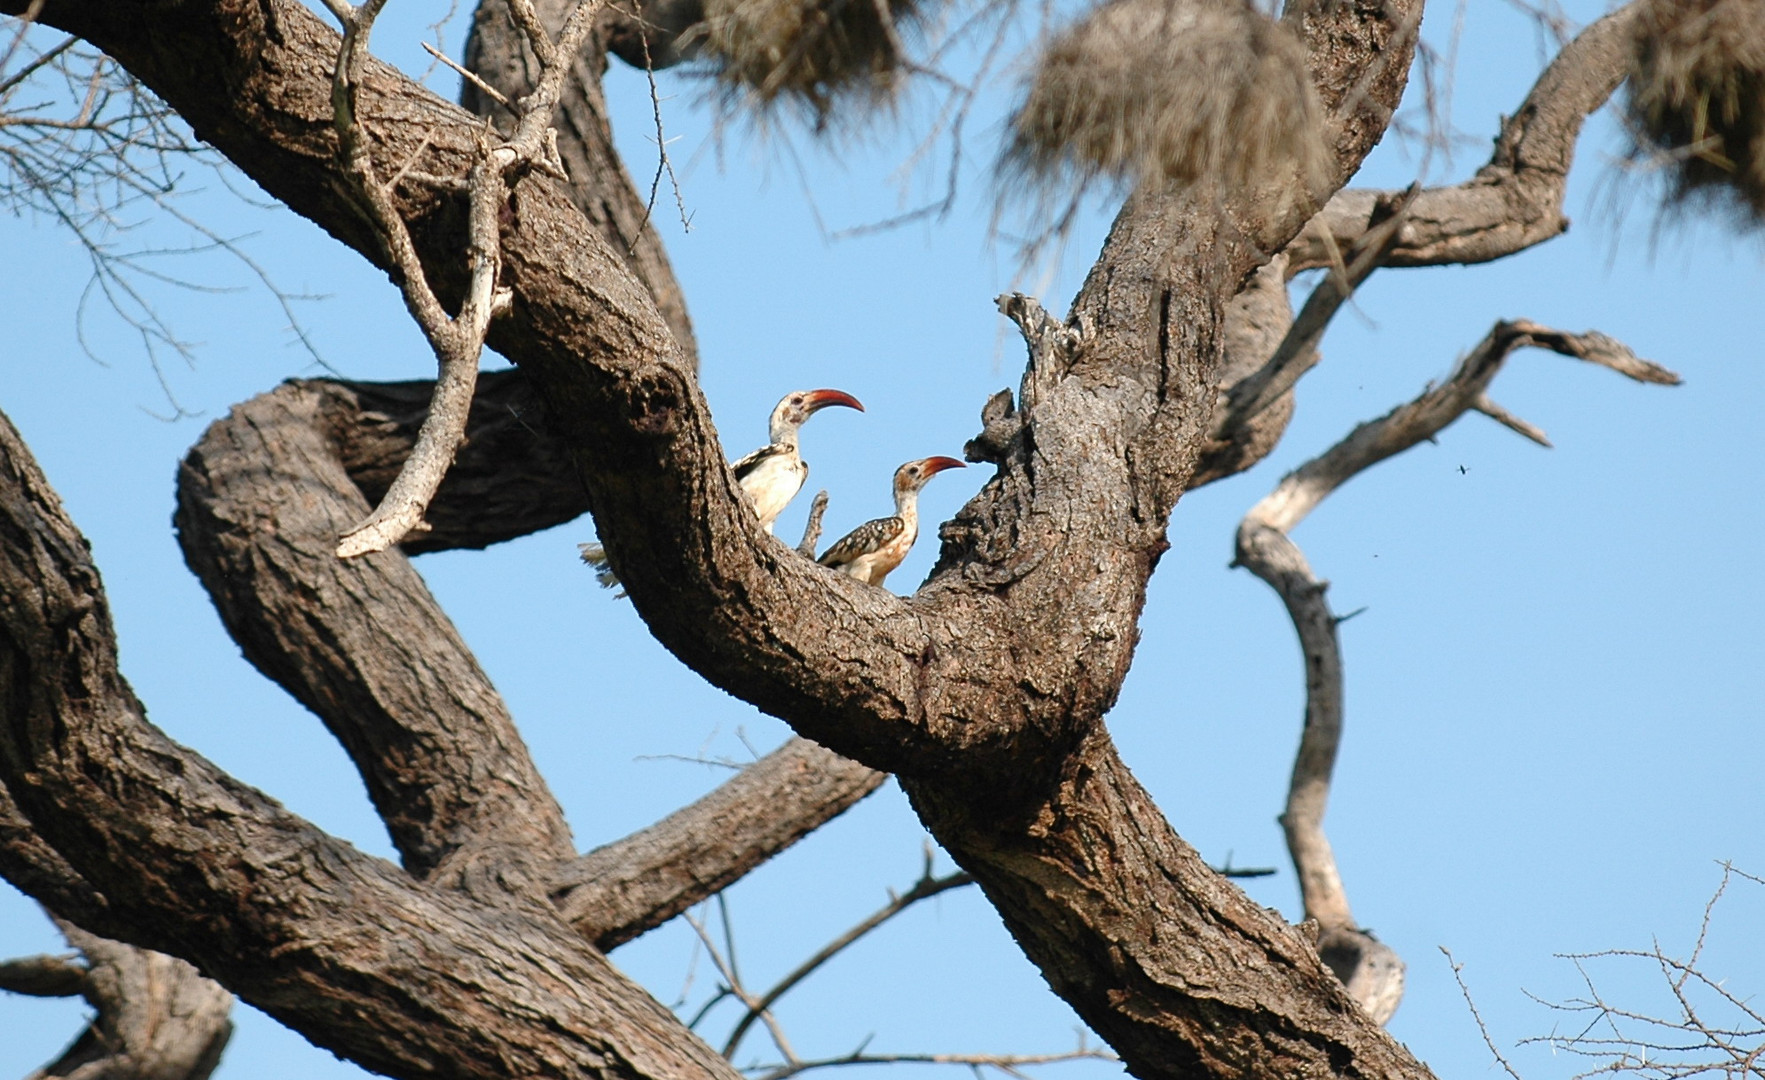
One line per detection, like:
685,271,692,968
693,0,935,119
1627,0,1765,225
1001,0,1328,198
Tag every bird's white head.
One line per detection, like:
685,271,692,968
893,455,967,495
770,389,865,443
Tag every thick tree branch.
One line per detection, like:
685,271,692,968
1288,3,1643,272
0,780,117,938
175,369,885,940
21,921,234,1080
174,379,577,885
0,0,1465,1077
554,737,885,951
1,406,743,1080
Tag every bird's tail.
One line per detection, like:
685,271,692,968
577,542,625,595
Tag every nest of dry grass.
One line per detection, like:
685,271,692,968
1628,0,1765,225
693,0,932,119
1001,0,1329,197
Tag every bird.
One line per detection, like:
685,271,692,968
580,388,864,588
816,456,966,588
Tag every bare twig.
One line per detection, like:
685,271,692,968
1519,865,1765,1080
725,853,973,1056
421,40,511,110
686,905,800,1068
1443,947,1528,1080
751,1046,1117,1080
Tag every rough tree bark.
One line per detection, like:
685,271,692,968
0,0,1661,1078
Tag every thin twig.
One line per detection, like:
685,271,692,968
725,860,974,1057
751,1047,1117,1080
420,41,512,110
1443,947,1527,1080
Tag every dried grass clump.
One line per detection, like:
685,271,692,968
694,0,932,119
1627,0,1765,225
1002,0,1330,197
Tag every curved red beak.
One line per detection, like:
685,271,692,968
802,389,865,414
919,456,967,476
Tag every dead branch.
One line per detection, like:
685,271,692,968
1288,3,1644,272
327,0,602,557
1234,319,1680,1024
797,490,830,557
0,951,85,997
2,920,235,1080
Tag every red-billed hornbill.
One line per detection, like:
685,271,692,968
580,389,864,588
816,456,966,587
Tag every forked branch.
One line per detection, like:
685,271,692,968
1234,319,1680,1024
325,0,600,557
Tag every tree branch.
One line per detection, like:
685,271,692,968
174,379,578,885
21,921,234,1080
0,950,86,998
464,0,700,364
0,0,1476,1076
1,405,744,1080
554,737,887,950
1288,3,1644,273
1231,319,1679,1023
724,858,973,1057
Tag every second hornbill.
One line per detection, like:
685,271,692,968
817,456,966,587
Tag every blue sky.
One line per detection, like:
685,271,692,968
2,0,1762,1076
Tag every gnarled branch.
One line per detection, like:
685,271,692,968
1233,319,1680,1023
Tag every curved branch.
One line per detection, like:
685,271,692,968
0,0,1472,1077
1,406,742,1080
1196,3,1645,491
1232,319,1679,1023
1288,3,1643,273
175,378,577,883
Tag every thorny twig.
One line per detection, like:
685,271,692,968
1518,865,1765,1080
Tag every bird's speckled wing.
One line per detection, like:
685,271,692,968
730,443,787,482
818,516,907,567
